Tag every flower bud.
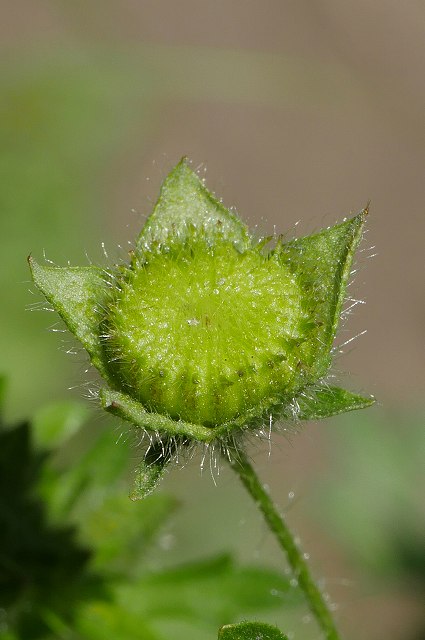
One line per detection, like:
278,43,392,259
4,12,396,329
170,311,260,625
29,158,374,497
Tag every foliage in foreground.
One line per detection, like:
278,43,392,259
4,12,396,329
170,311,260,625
0,383,302,640
1,389,423,639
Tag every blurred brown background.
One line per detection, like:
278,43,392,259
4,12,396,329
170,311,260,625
1,2,424,640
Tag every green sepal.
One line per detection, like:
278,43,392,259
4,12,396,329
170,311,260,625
218,621,288,640
286,385,375,421
99,388,217,443
137,158,251,252
130,438,177,501
28,258,110,378
99,385,374,443
277,210,366,379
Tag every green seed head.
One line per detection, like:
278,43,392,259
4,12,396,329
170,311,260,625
29,156,374,494
103,236,307,426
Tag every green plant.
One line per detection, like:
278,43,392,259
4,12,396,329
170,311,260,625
29,159,374,639
0,381,302,640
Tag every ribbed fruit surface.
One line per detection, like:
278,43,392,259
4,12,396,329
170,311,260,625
103,241,306,426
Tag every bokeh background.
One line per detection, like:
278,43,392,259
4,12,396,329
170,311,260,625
1,2,424,640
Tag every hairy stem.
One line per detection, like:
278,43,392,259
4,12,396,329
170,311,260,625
226,443,341,640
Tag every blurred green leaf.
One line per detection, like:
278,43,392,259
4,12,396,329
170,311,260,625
116,554,301,626
75,600,162,640
38,425,132,522
32,399,89,449
81,492,177,575
1,384,302,640
315,407,425,584
218,621,288,640
0,418,97,639
75,554,301,640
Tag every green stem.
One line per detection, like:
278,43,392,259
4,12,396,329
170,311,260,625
226,443,341,640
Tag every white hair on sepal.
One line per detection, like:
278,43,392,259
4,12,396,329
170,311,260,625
199,442,210,475
26,298,55,313
331,218,372,361
194,161,206,177
131,429,197,480
340,297,366,321
48,321,68,334
114,427,131,447
84,249,93,265
26,277,55,312
252,413,274,457
334,329,368,355
272,422,301,452
42,248,56,266
69,378,96,395
195,398,298,483
106,414,134,448
51,328,81,358
98,269,117,289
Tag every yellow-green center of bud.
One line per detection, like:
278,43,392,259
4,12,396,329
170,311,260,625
103,240,307,426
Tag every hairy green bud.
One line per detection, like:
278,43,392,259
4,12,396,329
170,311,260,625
29,158,374,497
103,238,304,426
